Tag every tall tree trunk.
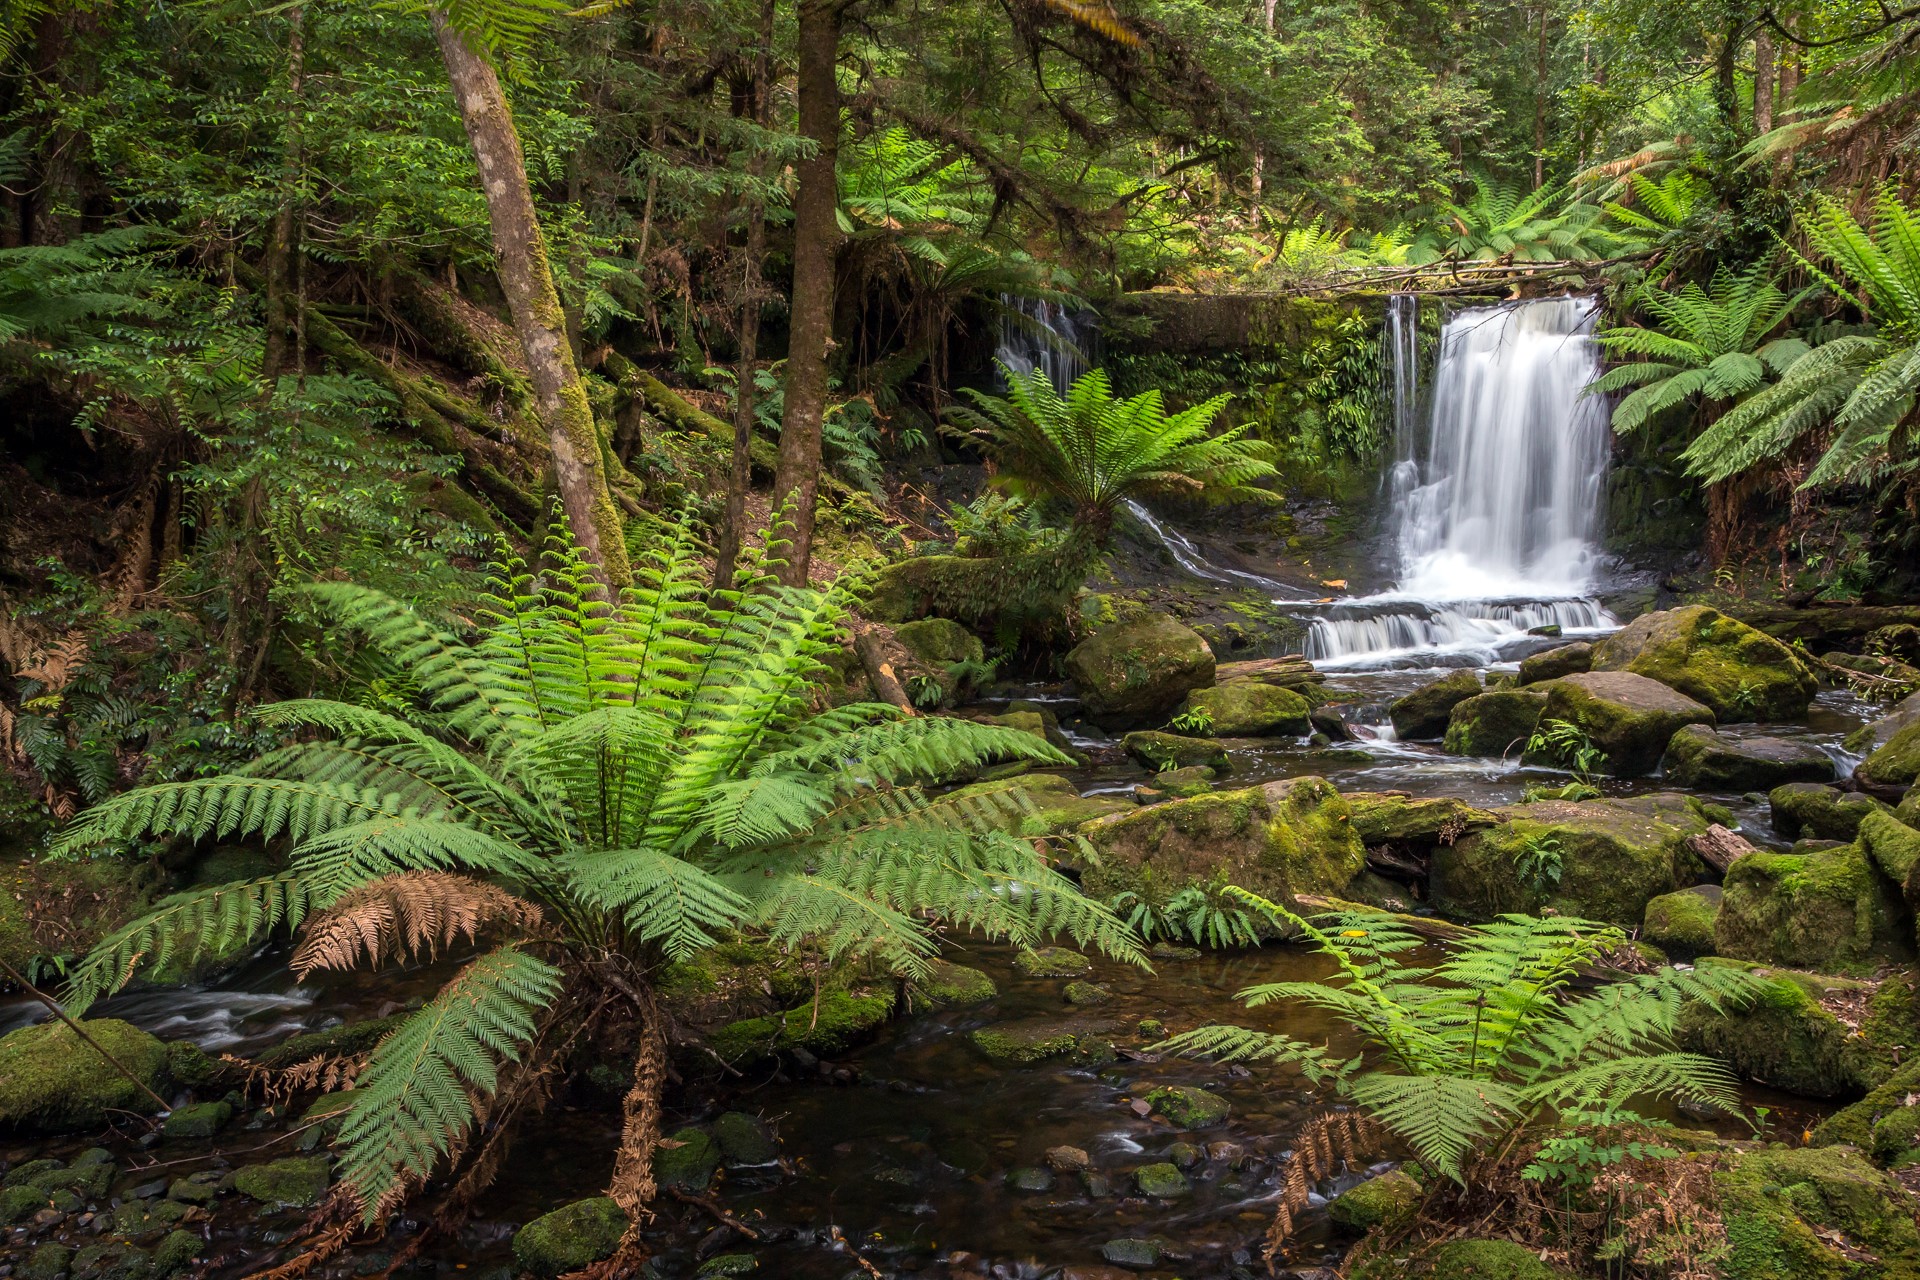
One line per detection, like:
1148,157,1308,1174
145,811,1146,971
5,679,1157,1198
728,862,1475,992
1532,3,1550,190
1248,0,1276,220
264,5,305,381
772,0,845,587
714,0,776,592
431,13,631,588
1753,27,1775,134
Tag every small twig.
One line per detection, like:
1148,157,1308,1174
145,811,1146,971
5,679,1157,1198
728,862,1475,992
0,956,172,1116
664,1186,761,1239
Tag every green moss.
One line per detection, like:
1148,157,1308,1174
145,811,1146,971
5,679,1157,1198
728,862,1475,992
1713,1145,1920,1280
1326,1168,1422,1234
943,773,1124,836
232,1156,331,1208
1144,1084,1229,1128
1132,1162,1189,1197
1177,682,1310,737
1122,730,1231,773
1861,810,1920,887
1142,765,1217,798
21,1242,74,1280
969,1020,1117,1066
160,1100,231,1139
1861,722,1920,790
149,1232,200,1279
512,1197,628,1279
655,1127,721,1191
1661,724,1837,791
706,989,895,1064
1063,615,1216,727
1678,960,1899,1098
1419,1239,1578,1279
1442,690,1547,757
1642,885,1721,958
1715,842,1910,973
1592,605,1819,722
1013,946,1090,977
1064,980,1111,1005
1769,783,1892,843
1345,793,1499,846
0,1018,169,1133
892,617,983,666
713,1112,778,1165
919,960,996,1007
0,857,158,977
1524,672,1716,777
1517,642,1593,686
1388,670,1481,740
1264,776,1368,901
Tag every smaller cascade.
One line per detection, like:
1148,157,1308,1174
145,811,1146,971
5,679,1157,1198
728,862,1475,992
996,295,1097,392
1121,500,1304,596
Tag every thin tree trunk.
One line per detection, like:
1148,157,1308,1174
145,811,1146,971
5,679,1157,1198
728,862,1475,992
772,0,845,587
1248,0,1276,219
431,12,631,588
264,5,305,381
1753,27,1775,134
1532,3,1550,190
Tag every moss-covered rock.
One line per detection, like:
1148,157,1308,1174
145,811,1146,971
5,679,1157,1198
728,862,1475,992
148,1232,199,1279
1860,810,1920,890
1388,670,1481,740
893,617,984,667
1715,841,1911,973
1080,778,1364,923
1811,1056,1920,1159
1769,783,1892,843
22,1242,75,1280
1137,765,1216,800
943,772,1125,836
232,1156,330,1208
1014,946,1090,977
655,1127,721,1191
969,1019,1116,1067
1063,616,1216,728
1845,692,1920,756
1592,605,1818,722
1416,1239,1578,1279
512,1197,628,1279
1517,642,1593,686
1132,1162,1189,1197
1430,793,1710,926
160,1100,231,1140
1144,1084,1229,1128
1524,672,1716,777
0,1018,169,1134
919,959,996,1007
1708,1144,1920,1279
1660,724,1837,791
1063,980,1111,1005
1121,730,1231,773
711,1111,778,1166
1678,961,1909,1098
1859,721,1920,792
1642,884,1722,959
1326,1168,1421,1234
1441,690,1548,758
1175,682,1310,737
1344,793,1500,847
706,989,895,1064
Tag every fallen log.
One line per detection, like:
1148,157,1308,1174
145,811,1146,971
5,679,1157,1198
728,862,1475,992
1687,824,1758,875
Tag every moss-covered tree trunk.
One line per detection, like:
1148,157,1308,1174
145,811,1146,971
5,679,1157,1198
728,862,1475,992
431,13,630,588
771,0,846,586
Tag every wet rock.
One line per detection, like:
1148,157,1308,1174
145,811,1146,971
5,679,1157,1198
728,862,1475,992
1046,1145,1091,1172
233,1157,330,1209
21,1243,73,1280
1705,1145,1920,1276
1844,691,1920,756
1309,708,1351,741
147,1231,198,1280
164,1173,223,1205
1121,731,1231,774
1518,642,1592,685
1678,962,1910,1098
1769,782,1891,842
70,1244,149,1280
1811,1055,1920,1158
1175,683,1310,737
160,1101,231,1140
893,617,983,667
251,1015,407,1070
1100,1237,1163,1269
1006,1166,1056,1192
1442,690,1548,758
1064,981,1112,1006
1062,1267,1134,1280
1132,1162,1189,1197
1524,672,1716,777
0,1019,169,1134
1861,810,1920,892
706,989,895,1065
1421,1239,1578,1279
1327,1168,1421,1233
1136,1018,1167,1038
656,1128,722,1191
1064,616,1216,729
1715,841,1910,973
919,960,997,1008
1080,778,1364,926
1388,670,1481,740
1661,725,1836,791
2,1184,43,1224
1134,765,1215,800
1014,946,1090,978
512,1198,627,1279
713,1112,778,1166
1343,870,1414,912
969,1019,1116,1067
1079,1170,1114,1197
1145,1084,1229,1128
1859,721,1920,792
1641,885,1721,959
1148,943,1200,961
1344,793,1499,847
1430,793,1712,926
1591,605,1818,722
1168,1141,1203,1168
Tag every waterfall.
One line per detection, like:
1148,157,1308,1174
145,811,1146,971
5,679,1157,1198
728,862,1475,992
1303,295,1616,667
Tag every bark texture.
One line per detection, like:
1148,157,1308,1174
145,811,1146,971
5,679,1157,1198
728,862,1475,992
432,13,631,587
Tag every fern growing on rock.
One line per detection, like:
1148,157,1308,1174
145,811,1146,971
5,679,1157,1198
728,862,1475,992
55,516,1142,1243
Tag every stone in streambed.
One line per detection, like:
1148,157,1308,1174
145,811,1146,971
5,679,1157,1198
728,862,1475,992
233,1157,330,1208
713,1111,778,1165
21,1243,74,1280
149,1233,200,1280
918,959,997,1007
1174,682,1311,737
1100,1237,1164,1268
1591,604,1818,722
1064,981,1112,1006
655,1128,721,1191
1678,961,1910,1098
69,1244,150,1280
1327,1168,1421,1233
1344,793,1499,846
1388,670,1481,740
1844,691,1920,756
1443,690,1548,758
0,1019,169,1134
1708,1145,1920,1277
1145,1084,1229,1128
1014,946,1090,977
1132,1162,1189,1197
1134,765,1215,800
970,1019,1116,1067
1641,885,1721,959
1715,841,1910,973
1858,721,1920,792
1006,1166,1055,1192
161,1100,231,1140
1769,782,1891,842
1064,616,1216,729
1518,642,1592,685
1524,671,1715,777
1660,724,1836,791
512,1198,627,1279
1121,731,1230,773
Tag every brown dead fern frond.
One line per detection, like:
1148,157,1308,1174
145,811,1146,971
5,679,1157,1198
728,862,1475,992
12,630,89,697
220,1050,365,1107
1265,1111,1387,1265
290,871,543,978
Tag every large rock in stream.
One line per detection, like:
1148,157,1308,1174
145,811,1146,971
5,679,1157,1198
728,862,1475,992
1079,777,1365,917
1063,616,1215,728
1173,681,1310,737
1388,670,1481,740
1590,604,1818,722
1523,671,1715,777
1660,724,1837,791
1429,793,1712,926
1715,837,1911,973
0,1019,169,1134
1442,689,1547,757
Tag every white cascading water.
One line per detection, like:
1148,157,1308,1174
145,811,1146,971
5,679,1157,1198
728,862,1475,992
1303,295,1616,667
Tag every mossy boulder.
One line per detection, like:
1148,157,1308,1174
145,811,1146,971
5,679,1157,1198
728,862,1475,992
1388,670,1481,740
1811,1056,1920,1160
969,1018,1116,1067
1715,841,1911,973
1858,721,1920,792
1442,690,1548,758
1416,1239,1578,1279
1063,616,1216,728
706,989,895,1064
1144,1084,1229,1128
1175,682,1310,737
160,1100,231,1140
1137,765,1216,800
1014,946,1090,977
1678,961,1910,1098
919,959,996,1007
1132,1162,1189,1197
1845,692,1920,755
944,772,1125,836
512,1197,628,1279
0,1019,169,1134
655,1127,722,1191
232,1156,330,1208
1430,793,1711,926
1591,604,1818,722
712,1112,778,1165
1517,642,1593,686
893,617,983,667
1344,793,1500,847
1327,1168,1421,1235
1770,782,1892,843
1860,810,1920,892
1642,884,1722,959
1121,730,1231,773
1524,672,1716,777
1661,724,1837,791
1080,778,1364,923
1707,1144,1920,1279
